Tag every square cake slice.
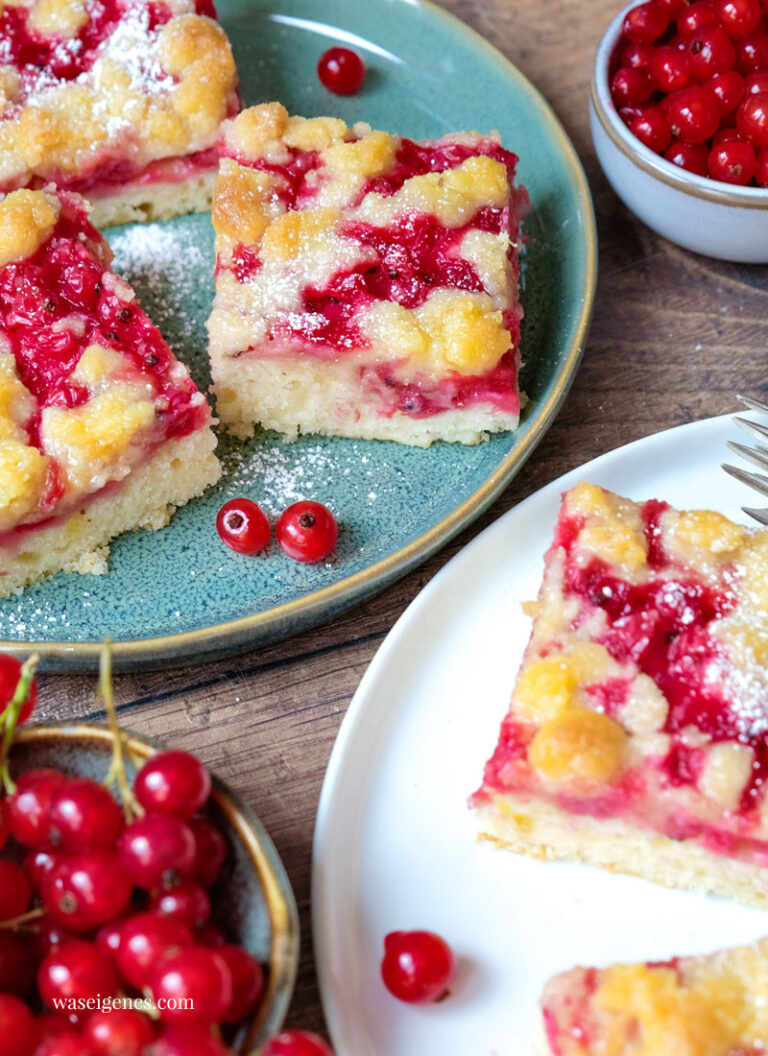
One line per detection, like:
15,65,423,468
207,102,529,447
473,482,768,908
539,936,768,1055
0,186,220,596
0,0,239,227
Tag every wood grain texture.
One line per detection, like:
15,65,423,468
33,0,768,1041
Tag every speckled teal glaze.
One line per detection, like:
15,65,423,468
0,0,596,668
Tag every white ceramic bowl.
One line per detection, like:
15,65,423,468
591,1,768,262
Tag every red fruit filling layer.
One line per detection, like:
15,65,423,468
480,497,768,863
0,192,207,530
219,136,525,417
0,0,223,194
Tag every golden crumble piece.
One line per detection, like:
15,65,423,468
0,189,60,268
528,710,628,784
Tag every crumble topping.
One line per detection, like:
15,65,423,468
0,0,238,194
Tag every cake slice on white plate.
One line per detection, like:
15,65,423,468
539,935,768,1055
207,102,529,447
0,186,220,596
0,0,239,227
473,481,768,908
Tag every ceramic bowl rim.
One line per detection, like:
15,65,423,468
592,0,768,209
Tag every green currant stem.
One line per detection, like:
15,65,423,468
0,906,45,929
99,640,140,824
0,653,39,796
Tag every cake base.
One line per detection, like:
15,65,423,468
213,356,519,448
0,427,220,598
476,794,768,910
87,172,216,228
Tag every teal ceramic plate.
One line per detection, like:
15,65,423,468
0,0,596,670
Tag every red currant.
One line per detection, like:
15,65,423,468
38,939,118,1010
622,40,656,68
630,106,673,151
664,139,711,172
261,1032,335,1056
135,752,211,820
707,68,746,111
83,1008,155,1056
150,881,210,928
117,814,195,889
623,1,670,42
611,65,653,106
650,44,694,91
0,655,37,723
682,25,737,79
217,945,265,1022
189,818,227,889
317,47,366,95
33,919,77,960
0,931,36,997
0,861,30,921
96,915,130,963
116,912,193,989
664,84,722,142
35,1031,94,1056
216,499,270,556
737,90,768,143
150,947,233,1024
380,930,457,1005
146,1026,230,1056
44,848,133,930
708,136,758,178
49,778,124,850
8,768,67,847
756,144,768,180
737,30,768,70
746,68,768,91
24,847,59,893
0,993,35,1056
276,501,338,564
678,3,721,34
716,0,763,35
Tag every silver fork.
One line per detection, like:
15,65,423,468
722,395,768,526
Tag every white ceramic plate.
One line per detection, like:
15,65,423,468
312,412,768,1056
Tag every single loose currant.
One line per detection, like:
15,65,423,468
380,930,457,1005
317,46,366,94
150,947,233,1024
276,501,338,564
261,1031,336,1056
216,498,270,556
134,751,211,820
48,777,125,849
117,813,196,889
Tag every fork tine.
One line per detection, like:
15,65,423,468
722,462,768,499
734,415,768,443
726,440,768,472
743,506,768,526
738,394,768,416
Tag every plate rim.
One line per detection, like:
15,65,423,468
1,0,597,667
310,411,737,1053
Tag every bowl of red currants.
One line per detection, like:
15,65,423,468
0,717,300,1056
591,0,768,261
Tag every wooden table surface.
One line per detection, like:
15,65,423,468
34,0,768,1042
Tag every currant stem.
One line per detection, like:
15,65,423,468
99,640,139,824
0,653,39,796
0,906,45,929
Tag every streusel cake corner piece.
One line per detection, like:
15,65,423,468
539,936,768,1056
0,186,220,596
207,102,529,448
0,0,239,227
473,482,768,908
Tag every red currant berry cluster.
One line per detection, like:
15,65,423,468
0,737,269,1055
610,0,768,185
216,499,338,564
